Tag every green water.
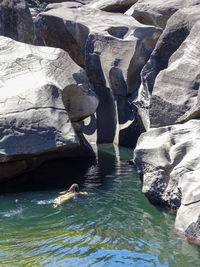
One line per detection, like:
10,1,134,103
0,144,200,266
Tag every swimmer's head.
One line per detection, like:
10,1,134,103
68,183,79,193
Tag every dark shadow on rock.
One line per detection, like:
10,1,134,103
0,155,96,194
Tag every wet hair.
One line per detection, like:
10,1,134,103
68,183,79,193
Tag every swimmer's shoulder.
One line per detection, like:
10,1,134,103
79,192,88,195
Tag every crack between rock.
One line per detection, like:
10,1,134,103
182,199,200,206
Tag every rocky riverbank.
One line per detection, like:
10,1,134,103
1,0,200,240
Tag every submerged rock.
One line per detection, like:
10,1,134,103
0,36,98,181
0,0,34,43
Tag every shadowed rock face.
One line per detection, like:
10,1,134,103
134,119,200,209
135,6,200,130
0,36,98,181
62,84,99,122
85,26,160,144
35,3,152,68
134,118,200,240
35,2,161,146
0,0,34,43
131,4,200,241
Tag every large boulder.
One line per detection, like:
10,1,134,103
135,6,200,130
35,3,161,68
127,0,200,29
35,2,92,67
175,202,200,241
85,23,161,144
87,0,138,13
0,36,98,181
46,0,90,4
134,119,200,238
0,0,34,43
35,3,161,145
134,119,200,239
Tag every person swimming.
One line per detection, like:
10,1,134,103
53,184,88,208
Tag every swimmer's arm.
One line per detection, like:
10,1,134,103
79,192,88,195
59,190,68,194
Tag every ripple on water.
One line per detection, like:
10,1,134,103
0,145,200,266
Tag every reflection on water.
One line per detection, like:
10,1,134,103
0,144,200,266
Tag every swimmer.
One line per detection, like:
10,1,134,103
53,184,88,208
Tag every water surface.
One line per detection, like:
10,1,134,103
0,144,199,266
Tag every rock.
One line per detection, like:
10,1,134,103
35,2,160,145
134,119,200,209
46,0,89,4
134,119,200,238
35,2,161,67
128,0,200,29
35,2,91,67
87,0,138,13
84,16,161,144
134,6,200,130
0,36,98,181
63,84,99,122
133,4,200,241
175,203,200,240
0,0,34,43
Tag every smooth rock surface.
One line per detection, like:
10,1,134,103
135,6,200,130
129,0,200,28
35,3,161,68
175,202,200,240
0,36,98,181
46,0,90,4
35,2,160,145
88,0,138,13
63,83,99,122
134,119,200,209
84,19,160,144
0,0,34,43
85,23,160,144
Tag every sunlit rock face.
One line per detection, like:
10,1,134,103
35,2,152,68
0,36,98,181
134,119,200,208
46,0,90,4
35,2,161,146
127,0,200,29
0,0,34,43
133,4,200,240
134,119,200,239
87,0,138,13
134,6,200,130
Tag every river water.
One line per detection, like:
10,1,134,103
0,144,199,266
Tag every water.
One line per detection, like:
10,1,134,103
0,144,199,266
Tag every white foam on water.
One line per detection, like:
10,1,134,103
3,207,23,218
37,199,54,205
